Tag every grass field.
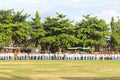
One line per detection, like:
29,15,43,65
0,60,120,80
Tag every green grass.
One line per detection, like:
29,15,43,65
0,60,120,80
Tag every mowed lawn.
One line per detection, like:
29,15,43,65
0,60,120,80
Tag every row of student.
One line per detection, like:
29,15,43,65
27,53,120,60
0,53,14,60
1,53,120,60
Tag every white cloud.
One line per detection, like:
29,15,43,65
0,0,120,23
97,10,120,23
69,9,120,23
0,0,51,15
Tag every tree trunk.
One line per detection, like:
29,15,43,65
47,44,51,53
58,47,62,53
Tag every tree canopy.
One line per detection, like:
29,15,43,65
76,15,109,51
0,9,117,53
110,17,120,48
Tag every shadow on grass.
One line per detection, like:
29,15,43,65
0,77,11,80
62,77,120,80
0,77,31,80
1,72,31,80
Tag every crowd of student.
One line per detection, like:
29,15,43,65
0,51,120,60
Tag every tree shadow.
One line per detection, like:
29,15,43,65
0,77,11,80
1,72,31,80
61,77,120,80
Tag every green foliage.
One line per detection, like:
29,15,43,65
0,9,30,47
12,10,30,23
12,22,31,46
56,34,79,48
32,11,41,26
76,15,109,50
0,9,115,52
30,11,46,48
43,13,78,52
43,13,75,36
0,9,30,24
39,36,56,52
40,36,56,44
0,9,13,24
0,22,31,47
111,17,120,48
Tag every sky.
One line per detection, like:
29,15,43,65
0,0,120,23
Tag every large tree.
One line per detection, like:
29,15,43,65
76,15,109,51
110,17,120,48
0,9,30,47
42,13,79,52
30,11,46,52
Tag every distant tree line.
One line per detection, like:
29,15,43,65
0,9,120,53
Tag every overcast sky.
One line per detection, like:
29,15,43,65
0,0,120,23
